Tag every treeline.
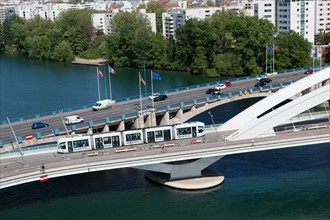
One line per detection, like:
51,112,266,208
0,8,329,77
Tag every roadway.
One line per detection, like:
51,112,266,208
1,125,329,189
0,69,310,145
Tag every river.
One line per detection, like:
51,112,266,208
0,54,329,219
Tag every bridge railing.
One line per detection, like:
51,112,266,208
3,64,329,126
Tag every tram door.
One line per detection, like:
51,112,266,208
112,136,120,147
163,130,171,141
68,141,73,152
192,127,197,137
147,131,155,143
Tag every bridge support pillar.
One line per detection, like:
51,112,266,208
102,124,109,133
134,113,145,129
117,121,125,131
159,111,170,125
145,111,156,127
135,156,225,190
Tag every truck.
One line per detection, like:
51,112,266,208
92,99,114,111
64,115,84,125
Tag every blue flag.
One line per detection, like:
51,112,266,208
152,71,162,80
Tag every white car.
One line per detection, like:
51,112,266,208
256,74,267,80
149,93,160,100
215,84,226,90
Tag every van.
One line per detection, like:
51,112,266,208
92,99,114,111
64,115,84,125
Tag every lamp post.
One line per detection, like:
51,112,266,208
141,57,147,113
208,111,220,141
101,52,107,99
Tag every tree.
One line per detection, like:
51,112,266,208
52,40,74,62
137,1,166,34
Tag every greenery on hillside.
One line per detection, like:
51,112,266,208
0,9,328,77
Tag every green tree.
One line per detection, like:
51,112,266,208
2,15,27,54
274,31,311,71
52,40,74,62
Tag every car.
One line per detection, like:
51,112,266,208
215,84,226,90
32,122,49,129
206,88,219,94
304,69,313,74
212,90,223,96
224,81,232,87
154,94,168,101
260,78,272,83
256,74,267,80
149,93,160,100
255,81,266,87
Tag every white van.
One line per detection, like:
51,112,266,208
92,99,114,111
64,115,84,125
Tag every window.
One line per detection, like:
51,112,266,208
177,127,192,136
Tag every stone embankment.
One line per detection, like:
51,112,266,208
71,58,106,66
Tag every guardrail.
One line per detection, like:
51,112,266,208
2,64,329,125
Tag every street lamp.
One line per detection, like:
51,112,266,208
141,57,147,113
208,111,220,141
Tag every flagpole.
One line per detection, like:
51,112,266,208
108,65,112,100
265,45,268,74
139,72,142,113
151,71,155,111
273,43,275,73
97,66,101,101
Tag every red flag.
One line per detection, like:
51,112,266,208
273,44,280,51
109,66,116,74
139,73,146,86
97,69,104,77
318,47,327,54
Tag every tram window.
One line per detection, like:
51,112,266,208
95,137,103,148
59,142,66,150
177,127,191,135
68,141,72,148
126,133,141,141
103,137,111,145
155,131,163,138
73,139,89,148
198,126,204,133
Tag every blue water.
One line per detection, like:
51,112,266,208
0,54,329,219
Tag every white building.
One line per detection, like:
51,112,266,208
253,0,276,24
92,9,156,35
316,0,330,34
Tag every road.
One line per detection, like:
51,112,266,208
1,125,329,189
0,70,309,145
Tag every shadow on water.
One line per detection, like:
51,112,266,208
0,168,152,211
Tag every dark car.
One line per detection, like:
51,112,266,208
255,81,266,87
260,78,272,83
154,94,168,101
304,69,313,74
206,88,219,94
32,122,49,129
212,90,223,96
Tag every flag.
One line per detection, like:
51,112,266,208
97,69,104,77
109,65,116,74
266,46,273,51
151,71,162,80
318,47,327,54
273,44,280,51
139,73,146,86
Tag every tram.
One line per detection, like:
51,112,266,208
57,121,205,153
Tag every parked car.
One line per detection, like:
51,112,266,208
255,81,266,87
154,94,168,101
215,84,226,90
32,122,49,129
149,93,160,100
256,74,267,80
206,88,219,94
304,69,313,74
260,78,272,83
224,81,232,87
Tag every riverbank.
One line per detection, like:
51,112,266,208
71,58,106,66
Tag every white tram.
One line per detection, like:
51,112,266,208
57,121,205,153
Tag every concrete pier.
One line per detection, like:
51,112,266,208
145,168,224,190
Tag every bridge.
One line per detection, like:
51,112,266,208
0,67,329,190
0,66,329,149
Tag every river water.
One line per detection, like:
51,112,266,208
0,54,329,219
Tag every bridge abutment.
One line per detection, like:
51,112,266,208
135,156,225,190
